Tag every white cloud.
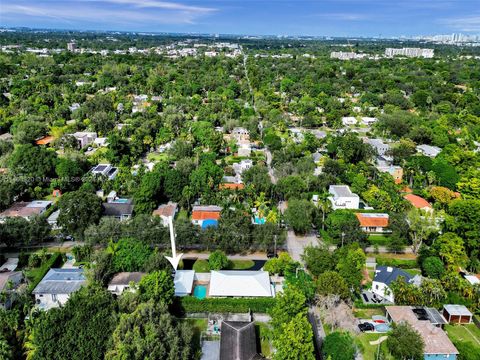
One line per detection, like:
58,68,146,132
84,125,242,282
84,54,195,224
314,13,369,21
440,15,480,32
1,1,217,26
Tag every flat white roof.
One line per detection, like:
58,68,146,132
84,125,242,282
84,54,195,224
174,270,195,296
464,275,480,286
443,304,473,317
209,271,273,297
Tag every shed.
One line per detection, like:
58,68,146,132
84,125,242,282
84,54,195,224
220,321,261,360
443,304,473,324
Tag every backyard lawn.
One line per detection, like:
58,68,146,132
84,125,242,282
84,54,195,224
228,260,255,270
355,333,393,360
192,259,210,273
353,307,385,319
368,234,391,246
445,324,480,348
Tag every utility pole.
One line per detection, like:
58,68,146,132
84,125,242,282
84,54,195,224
274,234,277,257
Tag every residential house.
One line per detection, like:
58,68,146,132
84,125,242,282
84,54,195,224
220,175,244,191
355,213,390,233
404,194,433,212
231,127,250,142
233,159,253,175
0,200,52,222
209,271,274,297
342,117,357,126
442,305,473,324
372,266,415,303
152,202,178,227
107,272,145,296
312,152,323,164
366,138,390,156
102,199,134,221
90,164,118,180
69,103,80,112
417,144,441,158
72,131,97,149
35,135,55,146
33,268,86,310
328,185,360,210
94,137,108,147
192,205,222,228
0,271,23,309
310,129,327,139
289,128,304,143
174,270,195,296
376,162,403,184
386,306,458,360
220,321,261,360
47,210,60,230
361,117,378,126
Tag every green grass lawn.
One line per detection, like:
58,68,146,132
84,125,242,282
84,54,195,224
193,259,210,273
255,322,272,358
355,333,393,360
147,152,169,162
368,234,391,246
353,307,385,319
445,324,480,347
227,260,255,270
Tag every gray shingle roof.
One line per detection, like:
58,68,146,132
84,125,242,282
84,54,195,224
32,268,86,295
220,321,260,360
374,266,412,286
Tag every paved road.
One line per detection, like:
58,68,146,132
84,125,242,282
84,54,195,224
265,149,277,184
286,230,319,263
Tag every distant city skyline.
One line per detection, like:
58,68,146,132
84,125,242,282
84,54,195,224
1,0,480,37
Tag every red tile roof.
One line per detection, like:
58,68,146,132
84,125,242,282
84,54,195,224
404,194,432,209
35,136,55,145
192,210,221,221
355,213,389,227
219,183,245,190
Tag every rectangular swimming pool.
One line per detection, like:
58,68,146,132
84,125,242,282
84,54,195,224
193,285,207,299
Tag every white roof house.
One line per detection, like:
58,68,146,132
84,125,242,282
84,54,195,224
366,138,390,156
342,117,357,126
209,271,274,297
174,270,195,296
417,144,441,158
361,117,378,126
328,185,360,210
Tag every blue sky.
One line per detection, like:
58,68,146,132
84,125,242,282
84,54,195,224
1,0,479,37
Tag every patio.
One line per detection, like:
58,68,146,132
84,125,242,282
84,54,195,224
361,290,392,305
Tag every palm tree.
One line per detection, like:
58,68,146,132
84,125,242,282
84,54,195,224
317,191,332,231
254,192,270,219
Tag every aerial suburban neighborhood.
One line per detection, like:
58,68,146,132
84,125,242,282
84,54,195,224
1,2,480,359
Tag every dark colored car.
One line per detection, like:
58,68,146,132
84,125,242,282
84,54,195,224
358,322,375,332
267,251,277,259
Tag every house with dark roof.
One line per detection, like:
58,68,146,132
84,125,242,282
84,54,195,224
372,266,417,303
33,268,86,310
107,272,145,296
220,321,262,360
102,199,134,221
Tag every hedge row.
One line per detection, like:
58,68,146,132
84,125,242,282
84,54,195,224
176,296,277,314
376,257,417,269
27,252,65,292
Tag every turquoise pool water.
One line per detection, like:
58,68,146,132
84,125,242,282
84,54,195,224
193,285,207,299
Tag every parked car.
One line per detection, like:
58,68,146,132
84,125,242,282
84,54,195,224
358,322,375,332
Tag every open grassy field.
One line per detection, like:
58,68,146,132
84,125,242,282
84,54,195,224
192,259,210,273
353,307,385,319
445,324,480,347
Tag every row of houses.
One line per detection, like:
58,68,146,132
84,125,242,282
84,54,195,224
32,268,276,310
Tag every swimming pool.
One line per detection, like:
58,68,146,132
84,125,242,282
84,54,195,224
193,285,207,299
